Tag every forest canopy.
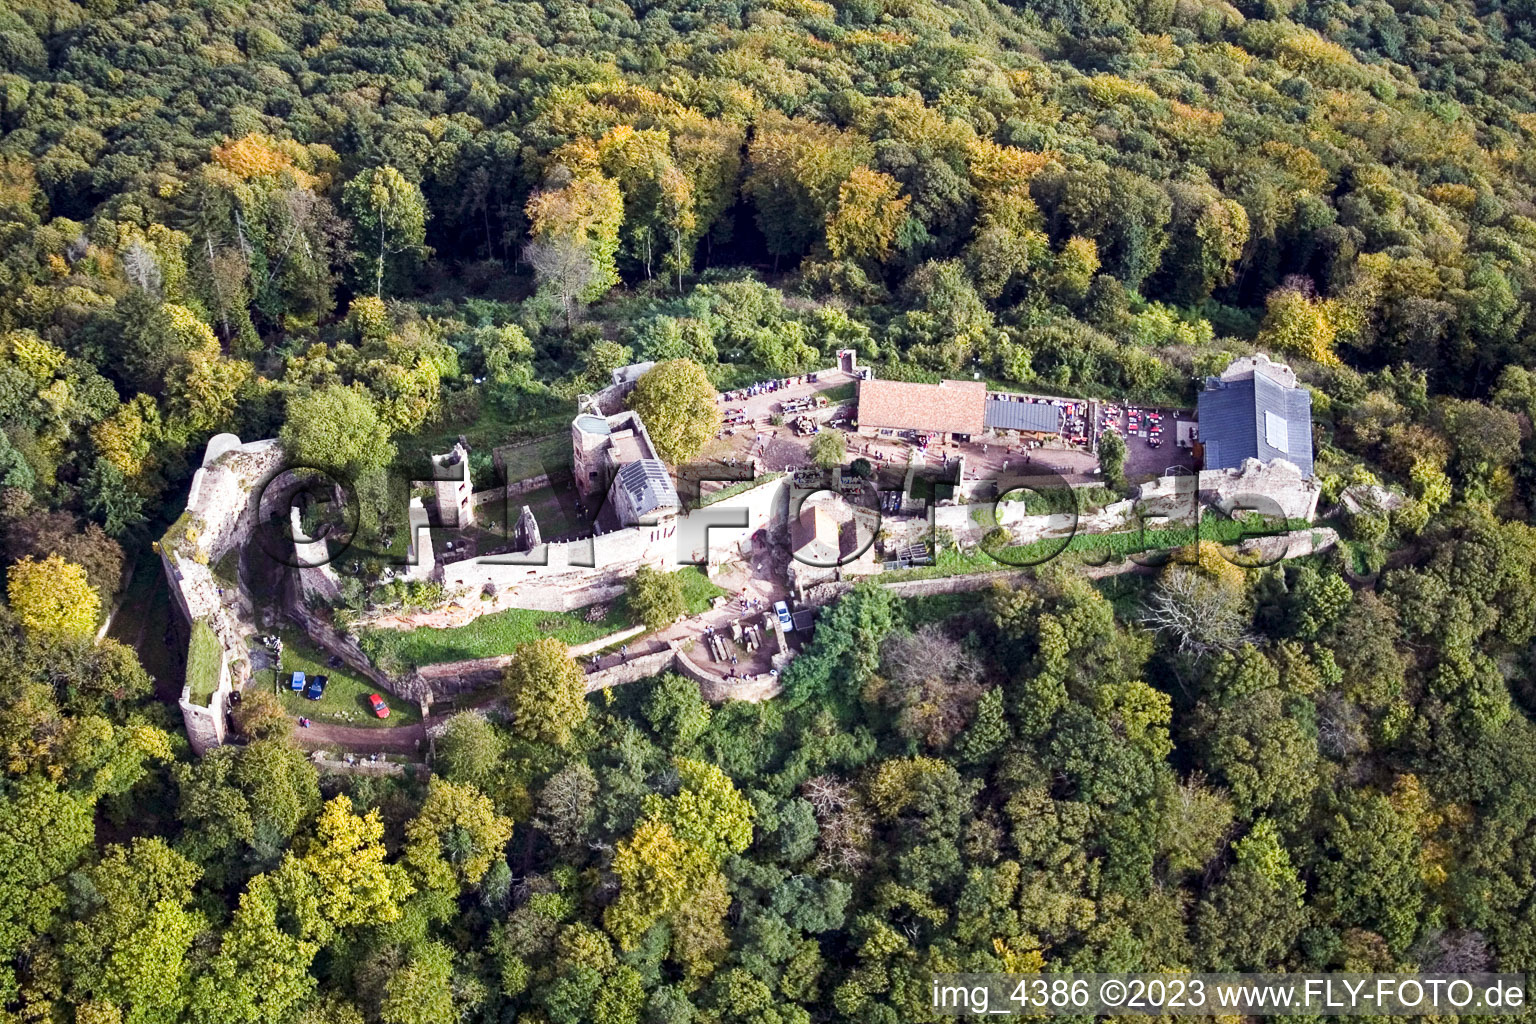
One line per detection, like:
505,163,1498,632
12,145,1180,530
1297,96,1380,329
2,0,1536,1021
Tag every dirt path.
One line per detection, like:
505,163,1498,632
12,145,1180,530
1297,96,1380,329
293,720,427,753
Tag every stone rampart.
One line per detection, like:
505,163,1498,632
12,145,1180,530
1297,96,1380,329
163,435,286,754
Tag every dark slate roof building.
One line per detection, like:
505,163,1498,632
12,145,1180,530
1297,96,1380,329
1197,354,1314,477
984,397,1062,434
615,458,680,519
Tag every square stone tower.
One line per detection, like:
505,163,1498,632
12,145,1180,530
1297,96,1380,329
432,438,473,529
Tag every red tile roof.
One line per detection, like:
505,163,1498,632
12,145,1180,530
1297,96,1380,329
857,378,987,435
792,502,863,564
791,504,840,563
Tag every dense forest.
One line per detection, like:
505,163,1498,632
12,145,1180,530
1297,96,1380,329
3,0,1536,1021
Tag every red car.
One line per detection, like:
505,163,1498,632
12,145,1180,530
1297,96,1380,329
367,693,390,719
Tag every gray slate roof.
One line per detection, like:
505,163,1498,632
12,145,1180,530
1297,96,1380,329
1197,371,1314,476
984,398,1062,433
617,458,680,516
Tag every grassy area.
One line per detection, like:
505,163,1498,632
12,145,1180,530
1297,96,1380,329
185,621,223,707
820,382,856,403
364,602,633,668
496,432,574,484
678,565,730,611
360,567,726,668
520,484,583,538
273,628,420,727
464,484,583,547
883,514,1309,582
396,393,573,468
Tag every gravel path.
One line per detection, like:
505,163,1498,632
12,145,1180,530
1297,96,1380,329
293,720,427,753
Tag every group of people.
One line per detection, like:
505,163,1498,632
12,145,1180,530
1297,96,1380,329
589,643,631,671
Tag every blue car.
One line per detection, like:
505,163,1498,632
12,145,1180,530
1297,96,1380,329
304,674,328,700
289,670,306,691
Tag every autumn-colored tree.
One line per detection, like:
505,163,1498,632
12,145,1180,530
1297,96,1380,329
209,134,323,189
1257,288,1340,366
92,395,164,483
825,167,908,265
289,796,413,937
403,777,514,892
8,554,98,639
346,296,391,344
604,759,753,950
1051,236,1100,303
582,125,692,282
161,305,252,436
745,113,873,262
525,172,624,321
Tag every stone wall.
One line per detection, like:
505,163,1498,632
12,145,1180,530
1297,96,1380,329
163,436,287,755
803,526,1333,608
408,623,650,698
177,649,231,755
500,475,551,498
684,646,783,701
578,642,783,702
308,753,408,777
1135,459,1321,523
584,646,679,691
392,473,788,627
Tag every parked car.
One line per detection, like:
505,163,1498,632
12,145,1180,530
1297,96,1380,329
304,674,328,700
775,600,794,631
289,670,305,691
367,693,390,719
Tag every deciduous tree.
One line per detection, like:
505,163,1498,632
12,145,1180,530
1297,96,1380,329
280,384,396,473
628,566,684,630
504,638,587,748
7,554,98,639
344,166,429,298
627,359,721,464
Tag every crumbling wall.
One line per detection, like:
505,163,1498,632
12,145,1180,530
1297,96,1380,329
281,568,411,701
177,656,230,755
419,474,787,619
409,624,649,698
584,647,678,691
432,440,473,529
1195,458,1320,522
163,436,286,755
